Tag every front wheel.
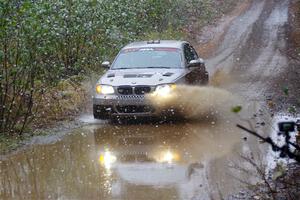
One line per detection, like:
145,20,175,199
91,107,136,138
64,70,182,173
93,105,110,120
199,71,209,85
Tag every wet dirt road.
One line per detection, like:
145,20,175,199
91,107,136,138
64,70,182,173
0,0,290,199
207,0,289,100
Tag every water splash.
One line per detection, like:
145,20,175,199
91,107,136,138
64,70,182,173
147,85,241,120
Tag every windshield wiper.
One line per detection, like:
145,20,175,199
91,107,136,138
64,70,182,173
112,66,172,70
111,68,127,70
112,67,143,70
145,66,171,69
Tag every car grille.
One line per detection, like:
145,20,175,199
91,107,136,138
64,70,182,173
134,86,151,95
116,95,145,100
116,105,153,113
117,86,133,95
117,86,152,95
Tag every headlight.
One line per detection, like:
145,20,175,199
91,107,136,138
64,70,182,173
162,150,174,163
153,84,176,97
158,150,179,164
96,85,114,94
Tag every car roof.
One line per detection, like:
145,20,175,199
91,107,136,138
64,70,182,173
122,40,187,50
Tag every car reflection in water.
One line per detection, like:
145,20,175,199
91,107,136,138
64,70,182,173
93,124,207,199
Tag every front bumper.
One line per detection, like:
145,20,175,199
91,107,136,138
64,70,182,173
93,94,156,117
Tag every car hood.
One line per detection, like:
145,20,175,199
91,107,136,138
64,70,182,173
99,68,186,86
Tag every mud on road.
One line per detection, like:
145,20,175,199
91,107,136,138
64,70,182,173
0,0,298,199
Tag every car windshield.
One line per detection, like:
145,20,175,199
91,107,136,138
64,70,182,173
111,47,182,69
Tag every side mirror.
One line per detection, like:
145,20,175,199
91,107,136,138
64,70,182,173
188,58,205,68
101,61,110,69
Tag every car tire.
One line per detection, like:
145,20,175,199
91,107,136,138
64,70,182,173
93,105,110,120
200,71,209,85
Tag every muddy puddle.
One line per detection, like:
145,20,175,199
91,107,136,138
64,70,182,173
0,99,272,200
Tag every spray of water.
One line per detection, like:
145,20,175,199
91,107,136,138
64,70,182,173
210,68,235,87
147,85,242,120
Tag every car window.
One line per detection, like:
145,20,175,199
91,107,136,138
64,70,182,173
112,47,182,69
184,44,197,64
190,46,199,59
